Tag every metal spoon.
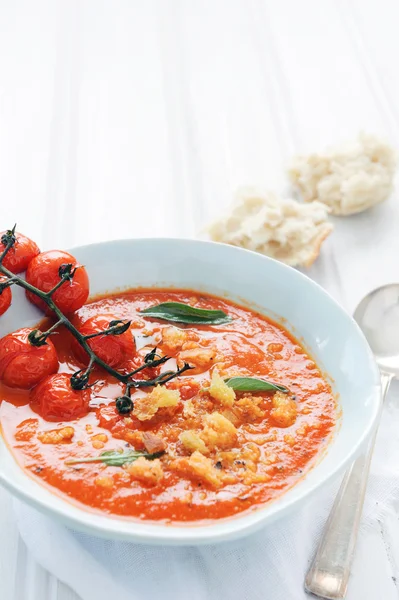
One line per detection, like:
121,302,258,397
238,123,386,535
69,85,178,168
305,283,399,599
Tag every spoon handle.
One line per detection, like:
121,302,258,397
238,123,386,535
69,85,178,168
304,372,392,599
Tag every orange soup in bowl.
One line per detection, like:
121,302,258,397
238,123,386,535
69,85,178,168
0,288,336,522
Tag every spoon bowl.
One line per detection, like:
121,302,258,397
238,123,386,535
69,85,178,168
354,283,399,377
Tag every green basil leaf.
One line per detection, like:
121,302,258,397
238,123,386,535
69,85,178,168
140,302,232,325
65,449,164,467
225,376,289,393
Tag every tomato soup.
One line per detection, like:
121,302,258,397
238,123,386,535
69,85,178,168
0,289,336,523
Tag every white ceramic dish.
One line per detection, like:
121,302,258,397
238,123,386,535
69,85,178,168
0,238,380,545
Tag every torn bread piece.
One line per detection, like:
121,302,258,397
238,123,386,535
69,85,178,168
126,457,164,485
133,386,180,421
288,133,397,215
208,188,332,267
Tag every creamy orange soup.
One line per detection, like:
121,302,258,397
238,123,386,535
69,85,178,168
0,289,336,522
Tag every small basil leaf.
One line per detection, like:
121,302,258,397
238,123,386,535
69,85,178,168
225,376,289,393
140,302,232,325
65,448,164,467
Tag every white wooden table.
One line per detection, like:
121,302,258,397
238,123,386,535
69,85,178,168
2,1,399,598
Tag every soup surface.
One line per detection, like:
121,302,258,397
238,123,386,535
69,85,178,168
0,289,336,522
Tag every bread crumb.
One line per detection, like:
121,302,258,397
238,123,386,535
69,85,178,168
200,412,238,450
268,342,283,353
95,476,113,488
187,452,226,488
284,434,296,446
182,399,196,418
126,457,164,485
221,408,240,426
38,426,74,444
289,133,397,215
296,423,309,436
234,396,264,422
209,369,236,407
133,386,180,421
161,326,187,352
208,188,332,267
180,430,209,455
242,471,271,484
270,391,297,428
171,451,230,488
179,347,217,374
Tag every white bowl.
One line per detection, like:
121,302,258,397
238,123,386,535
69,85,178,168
0,238,380,545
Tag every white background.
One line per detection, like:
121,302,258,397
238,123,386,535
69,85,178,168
1,1,399,598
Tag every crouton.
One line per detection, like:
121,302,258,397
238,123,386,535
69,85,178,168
161,326,187,352
209,369,235,407
186,451,225,488
221,408,241,426
270,391,297,428
200,412,238,450
37,426,74,444
221,443,261,473
126,457,164,485
133,386,180,421
179,347,217,374
182,399,196,418
179,430,209,455
234,396,264,422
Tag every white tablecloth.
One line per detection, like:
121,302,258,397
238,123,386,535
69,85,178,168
1,1,399,598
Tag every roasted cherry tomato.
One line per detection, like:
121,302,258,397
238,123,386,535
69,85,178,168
0,327,59,389
31,373,91,421
26,250,89,314
0,277,12,316
72,314,135,368
0,230,40,274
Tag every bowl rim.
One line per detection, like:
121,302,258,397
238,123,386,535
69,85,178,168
0,237,381,545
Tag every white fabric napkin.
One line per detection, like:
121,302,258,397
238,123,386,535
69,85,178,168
14,391,399,600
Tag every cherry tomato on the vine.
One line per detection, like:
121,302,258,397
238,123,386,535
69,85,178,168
0,327,59,389
26,250,89,314
72,314,135,368
0,277,12,316
31,373,91,421
0,231,40,274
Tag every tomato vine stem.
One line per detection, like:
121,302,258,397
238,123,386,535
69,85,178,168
0,231,193,412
